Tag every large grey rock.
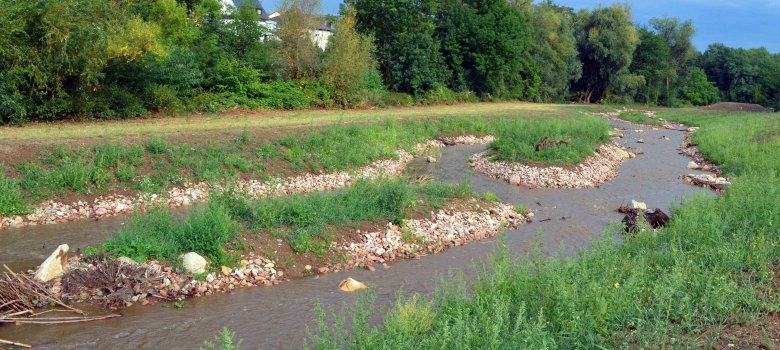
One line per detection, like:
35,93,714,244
34,244,69,282
509,174,523,186
181,252,208,274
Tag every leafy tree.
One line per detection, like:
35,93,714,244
572,4,638,103
322,6,380,107
526,1,581,102
702,44,780,109
649,16,696,105
347,0,447,95
437,0,539,98
681,67,720,106
277,0,322,78
630,27,670,105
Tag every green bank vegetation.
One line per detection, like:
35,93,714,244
308,110,780,348
102,178,473,267
0,114,609,216
616,110,663,126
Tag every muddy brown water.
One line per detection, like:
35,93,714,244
0,121,712,349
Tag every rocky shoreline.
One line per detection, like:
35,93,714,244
679,128,732,191
35,202,531,310
470,142,633,189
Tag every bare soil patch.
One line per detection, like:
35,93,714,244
703,102,773,113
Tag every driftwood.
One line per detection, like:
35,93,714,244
0,314,121,324
0,338,32,348
1,265,82,317
535,136,572,152
621,208,670,233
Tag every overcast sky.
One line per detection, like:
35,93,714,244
262,0,780,53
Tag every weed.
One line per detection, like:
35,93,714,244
480,192,501,203
146,136,168,154
201,328,242,350
514,204,529,215
617,111,662,125
0,172,29,216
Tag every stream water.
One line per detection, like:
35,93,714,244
0,121,711,349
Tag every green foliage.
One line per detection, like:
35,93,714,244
104,201,238,266
322,6,381,108
702,44,780,110
616,111,662,126
527,2,582,102
419,85,475,105
437,0,539,98
630,27,671,105
488,116,611,165
681,68,721,106
573,4,639,103
383,92,415,107
202,328,242,350
0,172,29,216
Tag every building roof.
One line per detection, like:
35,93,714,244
220,0,271,19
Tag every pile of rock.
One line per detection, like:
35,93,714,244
470,142,633,189
342,202,531,267
683,173,731,191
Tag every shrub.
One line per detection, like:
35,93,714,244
420,85,475,105
187,92,238,113
145,84,182,112
172,202,239,266
99,86,148,119
245,80,311,109
383,92,416,107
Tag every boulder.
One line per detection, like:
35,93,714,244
614,148,631,160
509,174,523,186
426,156,437,163
339,278,367,292
181,252,208,274
631,200,647,211
34,244,69,282
687,161,699,170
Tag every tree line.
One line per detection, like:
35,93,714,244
0,0,777,124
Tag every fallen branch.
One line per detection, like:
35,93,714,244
535,136,572,152
0,314,121,324
0,338,32,348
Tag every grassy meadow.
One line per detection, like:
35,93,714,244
308,109,780,348
0,103,611,216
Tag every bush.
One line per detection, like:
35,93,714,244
384,92,416,107
186,92,238,113
420,85,475,105
172,202,238,266
99,86,148,119
145,84,182,112
245,81,311,109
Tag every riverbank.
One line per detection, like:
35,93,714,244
308,109,780,348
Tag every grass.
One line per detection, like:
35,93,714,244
617,110,663,125
0,112,611,216
308,110,780,348
0,102,612,141
103,178,475,267
488,116,611,165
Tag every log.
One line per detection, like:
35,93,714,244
0,338,32,348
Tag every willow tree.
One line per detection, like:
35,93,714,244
321,6,378,107
573,4,638,103
277,0,321,78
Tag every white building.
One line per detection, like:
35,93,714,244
219,0,333,50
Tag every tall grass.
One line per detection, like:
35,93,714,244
0,172,28,216
488,116,611,165
104,178,474,266
309,111,780,348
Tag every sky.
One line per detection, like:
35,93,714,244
262,0,780,53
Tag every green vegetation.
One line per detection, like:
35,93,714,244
202,328,242,350
488,116,610,165
0,113,609,216
309,110,780,348
616,111,663,126
2,0,776,125
103,178,473,265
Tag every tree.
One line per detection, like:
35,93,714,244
649,16,696,105
630,27,670,105
572,4,638,103
437,0,539,98
347,0,447,95
321,6,379,107
277,0,321,79
527,1,581,102
681,67,720,106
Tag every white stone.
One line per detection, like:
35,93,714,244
509,174,523,186
181,252,208,274
339,278,367,292
34,244,69,282
687,161,699,169
631,200,647,211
